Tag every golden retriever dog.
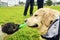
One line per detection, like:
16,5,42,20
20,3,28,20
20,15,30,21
25,8,60,35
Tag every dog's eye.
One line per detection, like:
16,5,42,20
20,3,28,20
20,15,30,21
34,15,38,17
50,21,53,24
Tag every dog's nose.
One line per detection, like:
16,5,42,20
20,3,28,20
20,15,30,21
25,19,27,22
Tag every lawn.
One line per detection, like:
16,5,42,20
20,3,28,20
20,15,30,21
0,6,60,40
0,6,37,25
0,6,60,24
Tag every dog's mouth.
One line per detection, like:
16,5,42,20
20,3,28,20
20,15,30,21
28,24,38,28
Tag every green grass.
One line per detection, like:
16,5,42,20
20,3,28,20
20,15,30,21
0,6,60,40
0,6,37,24
0,6,25,24
6,28,40,40
0,6,60,24
44,6,60,11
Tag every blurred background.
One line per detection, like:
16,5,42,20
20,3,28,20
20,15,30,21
0,0,60,7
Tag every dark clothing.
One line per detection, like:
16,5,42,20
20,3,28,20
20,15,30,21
37,0,44,9
24,0,34,16
41,35,59,40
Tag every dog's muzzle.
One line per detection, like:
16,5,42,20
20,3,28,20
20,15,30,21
29,24,38,28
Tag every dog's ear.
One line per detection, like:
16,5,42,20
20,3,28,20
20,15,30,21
41,12,55,27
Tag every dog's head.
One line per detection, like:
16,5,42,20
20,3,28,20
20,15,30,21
25,8,58,34
1,22,20,35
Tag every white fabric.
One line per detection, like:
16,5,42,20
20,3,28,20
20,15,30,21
44,16,59,38
46,20,59,38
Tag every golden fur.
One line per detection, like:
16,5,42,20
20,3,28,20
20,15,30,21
26,8,60,35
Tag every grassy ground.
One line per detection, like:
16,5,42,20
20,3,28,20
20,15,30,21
0,6,37,25
44,6,60,11
0,6,60,24
0,6,60,40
